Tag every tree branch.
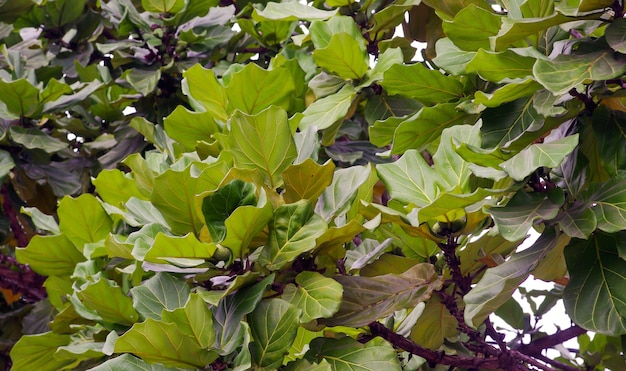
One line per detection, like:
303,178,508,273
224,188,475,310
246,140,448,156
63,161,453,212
515,325,587,357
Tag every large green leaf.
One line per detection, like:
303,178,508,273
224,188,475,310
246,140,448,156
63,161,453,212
487,189,564,241
606,18,626,53
16,234,85,276
9,332,72,371
442,5,502,51
214,275,274,353
306,337,401,371
377,149,438,207
58,194,113,250
466,49,536,82
182,64,228,120
480,97,542,149
500,134,579,181
253,2,336,20
114,318,218,368
432,38,477,75
313,33,368,80
491,12,573,50
474,79,542,108
381,63,464,105
409,297,458,349
163,107,221,151
93,169,145,207
161,293,216,349
464,228,559,327
130,273,191,320
229,106,297,188
282,271,343,323
392,103,477,154
283,159,335,204
321,264,442,327
564,233,626,335
533,50,626,95
141,0,185,13
221,201,274,259
9,126,67,153
88,354,179,370
582,177,626,233
258,200,327,271
299,84,356,131
249,299,301,368
77,278,139,325
591,107,626,177
225,64,294,114
0,78,40,117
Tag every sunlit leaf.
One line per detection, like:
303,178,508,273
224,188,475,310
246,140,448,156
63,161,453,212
282,271,343,323
130,273,190,320
249,299,301,368
306,337,401,371
381,63,464,105
313,33,368,80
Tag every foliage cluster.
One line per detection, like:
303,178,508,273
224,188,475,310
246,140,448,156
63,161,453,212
0,0,626,370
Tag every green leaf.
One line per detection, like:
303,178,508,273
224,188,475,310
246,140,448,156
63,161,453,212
381,63,464,105
114,318,218,368
125,68,161,96
0,78,40,117
259,200,327,270
533,50,626,95
299,84,356,131
313,33,368,80
495,297,527,330
555,0,613,15
164,106,221,151
282,271,343,323
16,234,85,276
564,233,626,335
21,206,59,234
214,275,274,353
459,232,522,276
229,106,298,188
141,0,185,13
487,189,564,241
0,149,15,180
392,103,477,154
283,159,335,204
556,202,597,239
151,164,219,235
442,5,502,51
144,233,217,263
253,2,336,21
606,18,626,53
591,107,626,177
77,278,139,325
432,38,477,75
464,228,559,327
93,169,145,207
480,96,543,148
161,293,216,349
130,273,190,320
377,149,438,207
249,299,301,368
500,135,579,181
582,177,626,233
491,12,573,51
9,126,67,153
316,165,372,221
409,297,458,349
201,180,257,242
58,194,114,250
432,123,481,191
182,64,228,121
9,332,72,371
306,337,401,371
466,49,536,82
321,264,442,327
221,201,274,259
225,64,295,114
309,16,365,50
474,79,542,108
88,354,180,370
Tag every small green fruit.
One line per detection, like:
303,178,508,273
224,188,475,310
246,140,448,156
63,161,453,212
212,245,232,262
428,217,467,238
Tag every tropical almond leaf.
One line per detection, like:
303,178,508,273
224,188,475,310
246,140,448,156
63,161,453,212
377,149,438,207
282,271,343,323
582,177,626,233
316,164,372,222
313,33,369,80
163,106,221,152
57,194,113,251
442,5,502,51
9,332,72,371
306,337,401,371
564,233,626,335
9,126,67,153
225,63,295,114
283,159,335,204
161,293,216,349
88,354,179,371
249,299,301,368
299,84,357,131
381,63,464,105
229,106,297,188
258,200,327,271
321,263,442,327
182,64,228,120
144,233,217,263
130,272,190,320
114,317,218,368
201,179,257,242
466,49,536,82
77,278,139,326
16,234,85,276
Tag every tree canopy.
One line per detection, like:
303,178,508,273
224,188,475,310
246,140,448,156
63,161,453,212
1,0,625,370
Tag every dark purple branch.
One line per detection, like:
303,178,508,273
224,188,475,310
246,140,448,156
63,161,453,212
515,325,587,356
568,88,596,112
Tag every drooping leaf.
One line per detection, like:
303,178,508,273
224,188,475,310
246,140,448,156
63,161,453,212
282,271,343,323
606,18,626,54
464,228,559,327
259,200,327,271
321,264,442,327
564,233,626,335
229,106,297,188
144,233,217,263
0,78,40,117
466,49,536,82
130,273,191,320
249,299,301,368
9,126,67,153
